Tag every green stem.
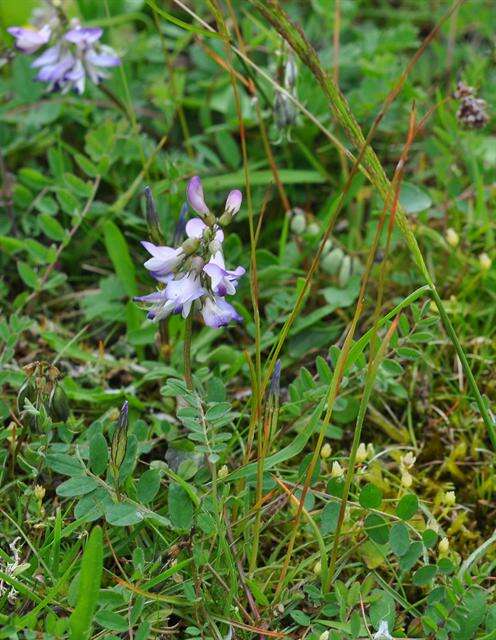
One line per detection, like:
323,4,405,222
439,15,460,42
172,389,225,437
249,0,495,452
183,314,194,390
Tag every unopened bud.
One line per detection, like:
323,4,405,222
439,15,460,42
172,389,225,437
401,470,413,488
218,464,229,479
306,222,320,237
366,443,375,458
439,537,449,554
322,239,333,254
479,252,492,271
269,360,281,400
331,461,344,479
313,560,321,575
319,632,329,640
321,247,344,275
17,378,36,414
446,228,459,247
181,237,200,255
320,443,332,459
34,485,46,501
144,186,163,244
443,490,456,506
48,384,70,422
172,203,188,245
356,442,367,464
111,400,129,474
290,210,306,235
400,451,416,470
284,57,297,90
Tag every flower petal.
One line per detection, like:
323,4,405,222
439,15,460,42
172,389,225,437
186,176,209,215
185,217,207,239
224,189,242,215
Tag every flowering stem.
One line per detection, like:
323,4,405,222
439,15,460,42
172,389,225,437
183,313,194,390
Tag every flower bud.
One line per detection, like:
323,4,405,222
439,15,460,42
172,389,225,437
479,252,492,271
443,490,456,506
320,443,332,459
400,451,416,470
319,632,329,640
218,464,229,479
401,470,413,488
366,443,375,458
445,228,459,248
313,560,321,575
274,91,298,129
290,210,306,235
181,237,201,256
284,57,297,90
321,247,344,275
438,536,449,554
331,461,344,479
339,255,352,287
144,186,163,244
34,485,46,501
111,401,129,474
356,442,367,464
322,239,333,254
17,378,36,414
306,222,320,237
48,384,70,422
172,203,188,245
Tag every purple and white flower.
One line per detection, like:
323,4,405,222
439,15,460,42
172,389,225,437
187,176,209,216
135,272,205,321
203,252,245,296
7,25,51,54
224,189,242,216
8,15,119,94
136,179,244,329
141,241,184,282
201,296,242,328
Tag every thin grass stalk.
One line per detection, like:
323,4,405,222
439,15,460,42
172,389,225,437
326,318,400,590
273,158,399,599
248,0,496,450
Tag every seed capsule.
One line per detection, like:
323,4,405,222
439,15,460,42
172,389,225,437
49,384,70,422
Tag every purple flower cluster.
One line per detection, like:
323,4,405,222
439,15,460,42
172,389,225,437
8,17,119,94
136,177,245,329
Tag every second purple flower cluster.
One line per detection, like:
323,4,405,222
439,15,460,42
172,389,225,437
136,177,245,329
8,16,120,94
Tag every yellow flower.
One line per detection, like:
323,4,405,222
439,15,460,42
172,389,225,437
320,443,332,459
446,228,459,247
331,461,344,479
439,537,449,554
444,491,456,506
356,442,367,464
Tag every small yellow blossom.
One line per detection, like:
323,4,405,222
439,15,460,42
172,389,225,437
34,485,46,501
320,443,332,459
446,228,459,247
479,253,492,271
313,561,322,575
439,537,449,554
218,464,229,479
331,461,344,479
401,470,413,488
401,451,416,470
356,442,367,464
444,491,456,506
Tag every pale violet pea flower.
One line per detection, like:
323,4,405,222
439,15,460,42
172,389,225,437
163,272,206,318
65,26,103,47
201,296,242,328
203,252,245,296
7,25,51,54
185,217,208,240
32,45,75,89
224,189,242,216
187,176,209,216
135,272,205,321
185,217,224,252
141,241,184,281
373,621,393,640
